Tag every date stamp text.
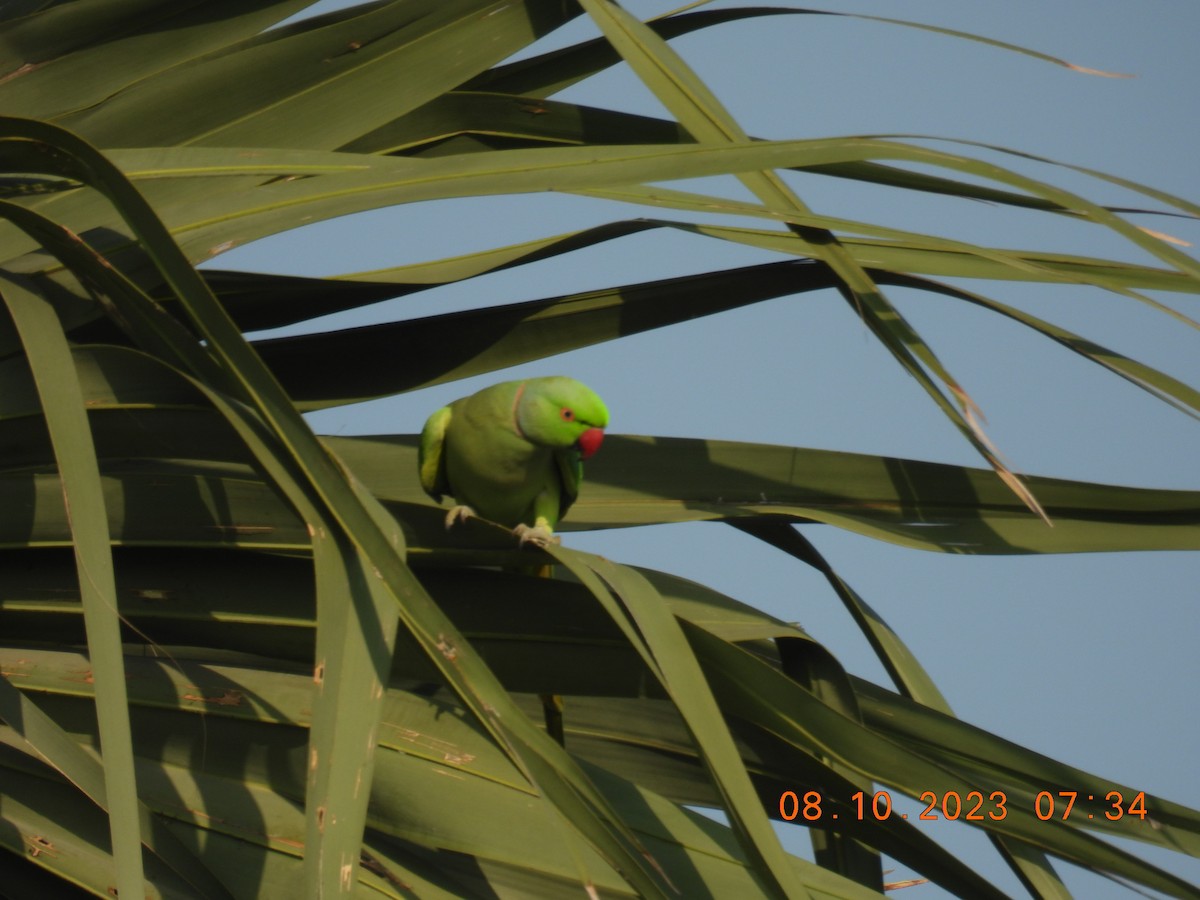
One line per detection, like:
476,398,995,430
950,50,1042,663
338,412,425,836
777,789,1149,824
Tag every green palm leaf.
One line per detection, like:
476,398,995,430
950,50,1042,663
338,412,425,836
0,3,1196,897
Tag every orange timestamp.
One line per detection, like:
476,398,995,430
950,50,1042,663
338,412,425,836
778,789,1149,823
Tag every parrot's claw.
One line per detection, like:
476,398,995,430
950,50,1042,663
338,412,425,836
444,505,476,530
513,523,559,548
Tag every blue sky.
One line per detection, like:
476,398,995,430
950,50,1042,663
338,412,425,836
225,2,1199,896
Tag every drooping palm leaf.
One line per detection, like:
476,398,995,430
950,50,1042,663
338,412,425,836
0,2,1197,898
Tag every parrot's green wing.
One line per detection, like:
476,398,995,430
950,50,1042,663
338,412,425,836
418,405,453,501
553,448,584,524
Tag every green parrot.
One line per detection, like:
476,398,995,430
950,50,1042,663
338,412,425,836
418,376,609,547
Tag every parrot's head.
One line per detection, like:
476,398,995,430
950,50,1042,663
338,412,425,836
515,376,609,458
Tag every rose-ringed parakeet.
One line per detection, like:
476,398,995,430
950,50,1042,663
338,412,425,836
419,377,608,746
418,376,609,547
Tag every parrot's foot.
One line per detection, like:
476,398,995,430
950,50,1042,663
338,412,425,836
513,523,559,548
444,505,476,530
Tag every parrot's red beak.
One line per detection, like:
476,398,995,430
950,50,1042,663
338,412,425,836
577,427,604,460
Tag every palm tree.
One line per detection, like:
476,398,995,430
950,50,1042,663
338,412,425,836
0,1,1196,897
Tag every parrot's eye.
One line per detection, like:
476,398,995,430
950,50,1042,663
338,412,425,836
560,407,575,422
